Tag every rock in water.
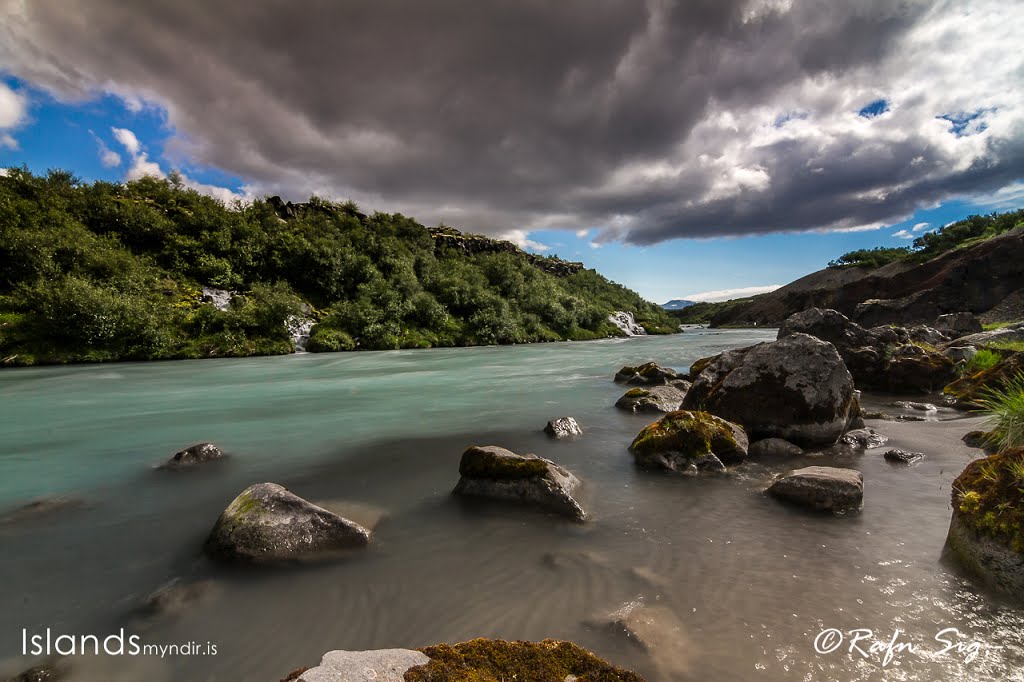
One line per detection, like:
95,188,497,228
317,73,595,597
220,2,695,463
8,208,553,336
614,362,680,385
608,311,647,336
204,483,371,563
615,385,686,414
452,446,586,521
884,449,924,464
840,428,889,449
162,442,226,469
544,417,582,438
628,410,748,472
748,438,804,458
682,333,856,447
768,466,864,513
294,649,430,682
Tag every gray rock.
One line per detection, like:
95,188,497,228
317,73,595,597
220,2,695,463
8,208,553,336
934,312,983,335
840,428,889,449
204,483,371,563
945,346,978,363
6,665,65,682
614,362,680,385
295,649,430,682
453,445,586,521
682,333,856,447
944,515,1024,596
544,417,583,438
892,401,937,412
908,325,948,346
884,449,924,464
947,322,1024,348
693,452,726,473
162,442,226,469
748,438,804,458
614,385,686,414
768,466,864,513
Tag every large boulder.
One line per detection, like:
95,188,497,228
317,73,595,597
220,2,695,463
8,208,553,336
614,362,681,385
161,442,226,469
682,333,856,446
944,448,1024,596
778,308,955,392
628,410,748,473
204,483,371,563
452,446,586,521
615,385,686,414
291,649,430,682
768,466,864,513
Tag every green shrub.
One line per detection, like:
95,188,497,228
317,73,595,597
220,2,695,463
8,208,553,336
306,326,356,353
962,349,1003,376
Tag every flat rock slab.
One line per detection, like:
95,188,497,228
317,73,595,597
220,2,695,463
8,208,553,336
453,445,586,521
768,466,864,513
297,649,430,682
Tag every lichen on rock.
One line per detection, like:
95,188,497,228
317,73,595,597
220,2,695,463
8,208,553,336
629,410,748,473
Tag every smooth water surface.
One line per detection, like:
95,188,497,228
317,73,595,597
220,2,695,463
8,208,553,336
1,330,1022,681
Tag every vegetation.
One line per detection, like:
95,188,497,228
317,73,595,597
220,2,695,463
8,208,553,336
667,297,756,325
406,638,644,682
960,349,1003,377
828,209,1024,268
952,447,1024,553
976,372,1024,452
0,168,674,365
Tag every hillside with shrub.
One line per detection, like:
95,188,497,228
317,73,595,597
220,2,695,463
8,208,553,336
0,168,674,366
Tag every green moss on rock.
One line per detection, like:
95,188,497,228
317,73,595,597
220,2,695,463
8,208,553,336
405,638,645,682
944,352,1024,406
458,446,549,479
624,388,650,398
629,410,746,467
950,447,1024,553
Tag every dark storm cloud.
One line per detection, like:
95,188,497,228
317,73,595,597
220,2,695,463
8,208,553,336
1,0,1021,241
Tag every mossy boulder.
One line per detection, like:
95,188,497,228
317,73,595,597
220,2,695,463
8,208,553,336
161,442,226,469
943,352,1024,408
614,362,680,385
944,447,1024,596
682,334,856,446
629,410,748,473
614,385,686,414
687,355,716,380
204,483,371,563
768,466,864,513
405,638,645,682
453,446,586,521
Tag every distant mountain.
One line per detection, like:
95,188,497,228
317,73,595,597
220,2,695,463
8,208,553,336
661,299,696,310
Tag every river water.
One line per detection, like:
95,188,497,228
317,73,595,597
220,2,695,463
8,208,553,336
1,330,1022,681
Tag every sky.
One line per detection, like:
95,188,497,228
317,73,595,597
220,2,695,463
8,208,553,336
0,0,1022,303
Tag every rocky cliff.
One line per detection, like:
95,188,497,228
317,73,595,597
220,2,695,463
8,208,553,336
707,226,1024,327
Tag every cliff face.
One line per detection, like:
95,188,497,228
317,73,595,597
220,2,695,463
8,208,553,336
426,227,585,277
710,227,1024,327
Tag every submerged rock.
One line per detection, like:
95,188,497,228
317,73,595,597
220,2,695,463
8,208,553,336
404,639,645,682
453,446,586,521
768,466,864,513
944,448,1024,596
614,361,680,385
587,600,691,678
748,438,804,459
682,333,856,447
161,442,226,469
204,483,371,563
544,417,583,438
6,665,66,682
139,578,215,618
291,649,429,682
884,449,924,464
615,385,686,414
0,496,85,526
840,428,889,449
893,401,938,412
629,410,748,473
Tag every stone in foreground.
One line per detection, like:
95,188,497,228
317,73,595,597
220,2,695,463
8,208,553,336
629,410,748,473
453,445,586,521
945,448,1024,597
544,416,583,438
162,442,226,468
682,333,856,446
768,466,864,513
204,483,371,563
884,449,924,464
615,385,686,414
614,361,680,385
292,649,429,682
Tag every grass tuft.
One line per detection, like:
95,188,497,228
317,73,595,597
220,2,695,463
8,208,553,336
976,371,1024,452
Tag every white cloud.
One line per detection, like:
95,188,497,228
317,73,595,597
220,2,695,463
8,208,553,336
499,229,550,253
111,127,141,156
0,81,27,148
91,133,122,168
892,229,914,239
575,228,590,238
0,132,17,149
911,222,930,232
682,284,783,302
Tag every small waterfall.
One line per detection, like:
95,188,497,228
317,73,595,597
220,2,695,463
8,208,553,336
286,316,315,353
608,311,647,336
200,287,234,311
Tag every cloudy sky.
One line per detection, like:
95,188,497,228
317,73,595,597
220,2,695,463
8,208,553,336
1,0,1022,302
